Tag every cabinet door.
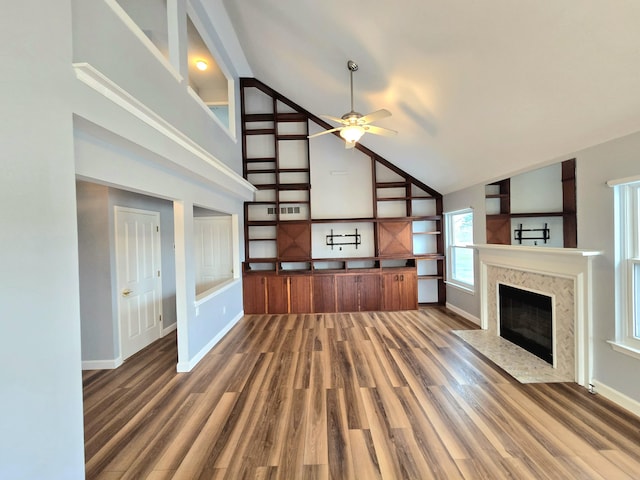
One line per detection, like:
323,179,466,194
336,275,359,312
290,275,312,313
243,275,267,314
377,220,413,256
399,271,418,310
381,272,403,311
358,274,381,312
267,276,289,314
313,275,336,313
382,270,418,311
277,222,311,259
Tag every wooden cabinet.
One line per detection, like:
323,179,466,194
277,222,311,259
377,220,413,256
312,275,336,312
261,275,313,314
289,275,312,313
243,275,267,314
266,275,289,313
382,270,417,311
337,273,381,312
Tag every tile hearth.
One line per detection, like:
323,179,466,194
453,329,573,383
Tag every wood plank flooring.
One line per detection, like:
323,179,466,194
83,307,640,479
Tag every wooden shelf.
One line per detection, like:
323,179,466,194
376,182,408,188
485,194,509,199
245,157,276,164
418,274,444,280
276,112,307,122
509,211,565,218
277,134,308,141
247,220,277,226
244,113,274,122
245,128,276,135
247,169,276,174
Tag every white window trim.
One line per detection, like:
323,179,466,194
609,177,640,358
445,208,475,293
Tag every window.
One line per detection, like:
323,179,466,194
610,178,640,357
445,208,474,291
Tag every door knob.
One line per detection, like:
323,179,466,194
122,288,133,297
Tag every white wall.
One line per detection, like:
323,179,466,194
1,0,254,477
0,2,86,478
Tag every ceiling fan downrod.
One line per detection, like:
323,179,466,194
347,60,358,114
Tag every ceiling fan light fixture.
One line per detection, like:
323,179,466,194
339,125,365,143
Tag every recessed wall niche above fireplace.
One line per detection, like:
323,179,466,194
499,284,553,364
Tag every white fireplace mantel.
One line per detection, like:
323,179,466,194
473,244,602,387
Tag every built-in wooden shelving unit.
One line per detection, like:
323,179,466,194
240,78,445,313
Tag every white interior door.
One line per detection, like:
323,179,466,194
115,206,162,361
194,216,233,294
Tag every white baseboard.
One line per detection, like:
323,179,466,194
176,311,244,372
592,380,640,419
82,356,123,370
162,323,177,337
445,302,481,326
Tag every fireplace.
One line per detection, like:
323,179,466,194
499,284,553,364
474,243,601,386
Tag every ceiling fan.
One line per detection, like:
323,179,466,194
308,60,397,149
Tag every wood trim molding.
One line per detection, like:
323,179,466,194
82,357,124,371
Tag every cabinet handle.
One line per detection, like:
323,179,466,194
395,275,399,281
400,274,404,281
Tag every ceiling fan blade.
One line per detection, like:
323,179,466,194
321,114,348,125
308,127,343,139
359,109,391,124
363,125,398,137
345,140,357,149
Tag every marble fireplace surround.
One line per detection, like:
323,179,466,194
474,244,601,387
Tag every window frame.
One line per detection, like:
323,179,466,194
610,178,640,358
445,208,475,293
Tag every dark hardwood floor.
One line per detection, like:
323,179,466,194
83,307,640,479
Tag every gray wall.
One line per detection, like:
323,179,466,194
574,130,640,401
443,184,486,321
76,181,178,364
443,130,640,405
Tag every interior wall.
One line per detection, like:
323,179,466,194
442,184,486,322
77,181,178,365
309,132,373,220
1,2,86,478
572,130,640,402
3,0,253,477
77,182,117,363
444,130,640,406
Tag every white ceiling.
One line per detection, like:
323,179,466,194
221,0,640,194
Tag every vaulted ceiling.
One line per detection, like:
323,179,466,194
222,0,640,194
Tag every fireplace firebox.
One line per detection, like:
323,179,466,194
499,284,553,364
